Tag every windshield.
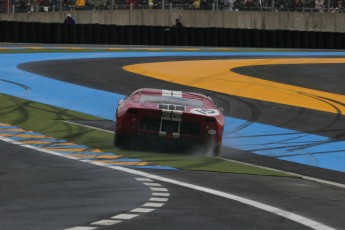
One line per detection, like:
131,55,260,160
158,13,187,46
140,95,204,107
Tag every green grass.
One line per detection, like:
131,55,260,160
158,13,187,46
0,93,292,177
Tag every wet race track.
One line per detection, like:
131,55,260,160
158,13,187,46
1,47,345,230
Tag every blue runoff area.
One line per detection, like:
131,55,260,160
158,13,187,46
0,51,345,172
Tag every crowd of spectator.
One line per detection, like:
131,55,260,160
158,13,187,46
2,0,344,13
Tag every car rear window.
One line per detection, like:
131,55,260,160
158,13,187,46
140,95,204,107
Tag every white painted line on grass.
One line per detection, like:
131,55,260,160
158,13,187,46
61,120,114,134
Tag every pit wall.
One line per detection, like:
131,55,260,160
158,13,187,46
1,10,345,33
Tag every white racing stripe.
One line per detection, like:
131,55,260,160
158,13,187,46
0,136,336,230
162,90,172,97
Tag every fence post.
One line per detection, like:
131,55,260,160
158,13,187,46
162,0,165,9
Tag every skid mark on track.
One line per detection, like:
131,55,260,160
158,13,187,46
123,58,345,115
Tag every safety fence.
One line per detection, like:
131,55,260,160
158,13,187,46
0,20,344,49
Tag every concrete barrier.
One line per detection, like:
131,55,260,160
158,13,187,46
1,10,345,32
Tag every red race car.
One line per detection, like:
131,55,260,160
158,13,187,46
114,88,224,156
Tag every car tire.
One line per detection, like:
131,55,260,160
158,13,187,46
114,132,130,149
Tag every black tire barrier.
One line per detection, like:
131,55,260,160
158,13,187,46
334,32,342,49
308,31,316,49
68,24,78,44
35,23,43,43
50,23,61,44
217,28,226,47
76,24,86,44
163,27,172,46
292,30,301,48
342,33,345,49
155,26,164,45
250,29,260,48
276,30,284,48
42,23,51,44
315,32,324,49
140,26,149,45
0,21,10,42
170,27,179,46
300,31,309,48
195,27,204,46
18,22,28,43
124,25,133,45
117,25,125,45
234,29,243,47
324,32,334,49
242,29,251,47
27,22,36,43
147,26,156,45
179,27,188,46
85,24,93,44
108,25,118,44
283,30,292,48
9,21,19,43
6,21,345,51
209,28,218,47
101,25,109,44
92,24,102,44
187,27,196,46
260,30,268,48
267,30,276,48
60,24,68,44
203,27,211,46
132,25,141,45
226,28,235,47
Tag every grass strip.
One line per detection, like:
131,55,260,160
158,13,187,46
0,93,291,177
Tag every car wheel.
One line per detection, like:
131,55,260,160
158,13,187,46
114,133,131,149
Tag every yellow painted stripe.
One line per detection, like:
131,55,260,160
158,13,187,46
44,148,87,152
124,58,345,114
22,140,51,145
51,142,79,146
0,133,13,137
16,134,47,138
94,160,150,166
0,128,26,132
69,154,123,159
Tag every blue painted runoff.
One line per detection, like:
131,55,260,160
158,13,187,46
0,51,345,172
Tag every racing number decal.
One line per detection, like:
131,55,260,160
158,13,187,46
190,108,219,116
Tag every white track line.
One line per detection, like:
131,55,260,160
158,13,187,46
0,136,336,230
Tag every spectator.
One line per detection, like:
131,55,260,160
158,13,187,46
64,13,76,24
174,18,183,27
193,0,200,9
75,0,85,10
200,0,208,9
63,0,74,11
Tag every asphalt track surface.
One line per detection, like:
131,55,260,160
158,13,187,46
1,52,345,229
